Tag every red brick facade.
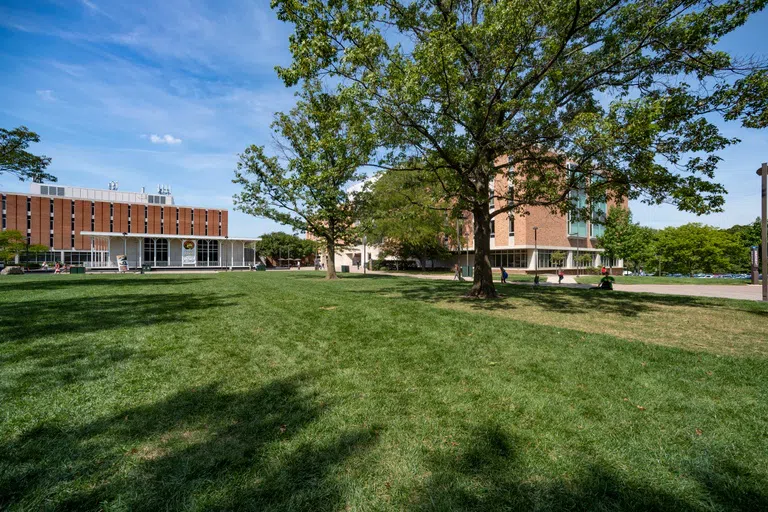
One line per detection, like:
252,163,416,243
1,192,229,251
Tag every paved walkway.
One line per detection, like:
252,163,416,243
611,283,763,301
369,271,765,301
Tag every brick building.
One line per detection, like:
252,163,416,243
1,183,259,269
331,157,628,274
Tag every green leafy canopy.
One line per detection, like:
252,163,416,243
0,126,54,183
271,0,767,295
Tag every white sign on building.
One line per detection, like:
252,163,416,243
182,240,196,265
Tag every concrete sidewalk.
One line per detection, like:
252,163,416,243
368,270,765,301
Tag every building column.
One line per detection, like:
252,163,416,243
230,241,234,267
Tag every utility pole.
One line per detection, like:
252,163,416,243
758,163,767,302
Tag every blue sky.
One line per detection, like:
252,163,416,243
0,1,766,236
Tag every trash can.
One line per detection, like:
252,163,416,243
461,265,474,278
141,264,152,273
70,266,86,274
341,265,350,273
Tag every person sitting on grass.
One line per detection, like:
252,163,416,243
596,274,615,290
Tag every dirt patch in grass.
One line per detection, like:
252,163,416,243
434,290,768,357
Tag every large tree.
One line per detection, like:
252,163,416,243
1,126,54,182
656,223,741,275
272,0,766,297
361,170,454,269
233,83,375,279
252,231,317,264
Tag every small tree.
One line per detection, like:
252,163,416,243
595,207,645,273
1,126,54,182
576,253,594,270
0,230,25,263
550,251,566,268
234,83,375,279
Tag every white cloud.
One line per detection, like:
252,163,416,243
148,133,182,145
36,89,56,101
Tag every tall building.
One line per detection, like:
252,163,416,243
1,183,259,269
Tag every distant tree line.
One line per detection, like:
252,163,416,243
597,208,762,276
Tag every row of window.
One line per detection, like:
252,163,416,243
39,185,66,196
489,217,514,239
0,196,224,246
491,249,528,269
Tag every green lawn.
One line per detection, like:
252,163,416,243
1,272,767,511
576,275,753,286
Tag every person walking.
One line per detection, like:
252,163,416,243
558,267,565,284
500,266,508,284
297,260,301,271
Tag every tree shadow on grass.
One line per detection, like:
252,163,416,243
0,275,211,293
407,425,768,511
0,291,246,344
350,276,768,318
1,376,379,511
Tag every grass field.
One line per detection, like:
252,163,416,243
575,275,753,286
379,269,535,282
1,272,767,511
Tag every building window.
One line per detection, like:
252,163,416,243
191,210,194,234
128,205,131,232
40,185,65,196
160,207,164,235
176,208,179,235
91,202,95,231
143,238,168,264
109,203,114,232
1,194,5,229
490,220,495,238
491,249,527,268
197,239,219,266
537,249,558,269
71,201,75,245
144,206,148,234
509,215,514,236
50,200,55,246
489,180,495,210
590,204,607,238
218,211,222,236
205,210,208,236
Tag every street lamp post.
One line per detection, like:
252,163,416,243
533,226,539,284
758,163,767,302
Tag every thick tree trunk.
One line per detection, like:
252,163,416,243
325,241,338,280
467,203,498,298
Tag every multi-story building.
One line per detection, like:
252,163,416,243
330,157,628,274
1,183,259,269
